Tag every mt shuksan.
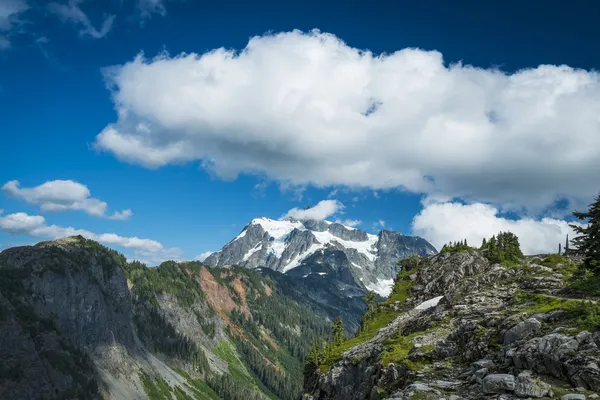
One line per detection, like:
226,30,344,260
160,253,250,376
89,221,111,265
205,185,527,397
204,218,437,296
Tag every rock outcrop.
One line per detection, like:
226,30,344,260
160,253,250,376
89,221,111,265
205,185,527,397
303,250,600,399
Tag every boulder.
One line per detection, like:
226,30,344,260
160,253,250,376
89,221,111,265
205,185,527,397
504,318,542,346
514,370,552,398
482,374,516,394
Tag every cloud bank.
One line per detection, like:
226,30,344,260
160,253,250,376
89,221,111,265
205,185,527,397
0,211,179,263
95,29,600,213
2,180,131,220
412,201,582,255
283,199,343,220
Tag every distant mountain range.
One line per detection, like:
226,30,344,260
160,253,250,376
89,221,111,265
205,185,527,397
205,217,438,297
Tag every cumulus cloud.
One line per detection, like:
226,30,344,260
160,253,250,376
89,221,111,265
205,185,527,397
108,208,133,220
0,0,28,49
194,251,213,262
412,201,583,255
95,30,600,213
48,0,115,39
2,180,131,219
0,211,179,262
283,199,343,221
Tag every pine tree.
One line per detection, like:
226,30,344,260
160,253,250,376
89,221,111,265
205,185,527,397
565,234,570,253
570,194,600,272
559,243,562,255
332,317,345,345
481,238,487,249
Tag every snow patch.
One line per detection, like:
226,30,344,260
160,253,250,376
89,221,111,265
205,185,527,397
252,218,306,258
365,278,394,297
252,217,305,238
282,242,324,273
312,230,378,261
317,272,327,276
415,296,444,311
243,244,262,261
235,229,247,240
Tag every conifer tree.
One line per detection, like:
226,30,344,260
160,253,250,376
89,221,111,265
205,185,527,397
332,317,345,345
570,194,600,272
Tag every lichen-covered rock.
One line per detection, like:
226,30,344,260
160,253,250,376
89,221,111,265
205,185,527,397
504,318,542,345
482,374,516,394
514,370,552,398
303,251,600,400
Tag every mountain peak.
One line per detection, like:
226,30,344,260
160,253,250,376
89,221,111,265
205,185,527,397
204,216,438,297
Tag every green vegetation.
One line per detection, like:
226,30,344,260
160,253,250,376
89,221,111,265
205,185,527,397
226,266,331,400
514,292,600,331
480,231,524,264
305,254,424,377
440,239,474,253
124,260,205,308
570,193,600,272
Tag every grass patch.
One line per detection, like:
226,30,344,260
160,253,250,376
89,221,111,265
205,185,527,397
379,328,437,371
514,293,600,331
214,340,256,386
140,372,172,400
319,308,399,372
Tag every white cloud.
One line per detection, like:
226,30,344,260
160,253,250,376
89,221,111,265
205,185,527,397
0,0,28,49
48,0,115,39
95,30,600,213
194,251,213,262
0,211,179,262
411,201,582,255
283,199,343,221
108,209,133,220
2,179,131,219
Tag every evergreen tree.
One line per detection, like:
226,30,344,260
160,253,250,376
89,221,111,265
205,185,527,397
364,291,377,316
559,243,562,255
331,317,345,345
565,234,570,253
570,194,600,272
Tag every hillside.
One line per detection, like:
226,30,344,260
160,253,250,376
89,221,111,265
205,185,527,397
0,236,331,400
302,249,600,399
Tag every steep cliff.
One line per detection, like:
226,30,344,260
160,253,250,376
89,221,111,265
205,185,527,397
0,236,331,400
303,250,600,399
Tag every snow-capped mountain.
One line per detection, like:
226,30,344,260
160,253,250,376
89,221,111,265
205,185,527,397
203,217,437,297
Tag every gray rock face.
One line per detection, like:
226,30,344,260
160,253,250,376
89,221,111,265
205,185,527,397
204,218,437,297
514,370,552,398
0,237,139,399
504,318,543,345
303,251,600,400
482,374,516,394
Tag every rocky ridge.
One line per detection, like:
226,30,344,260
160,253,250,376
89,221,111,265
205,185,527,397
302,250,600,400
204,218,437,297
0,236,332,400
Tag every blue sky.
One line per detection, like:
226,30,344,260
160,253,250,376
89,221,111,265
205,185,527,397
1,0,599,263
